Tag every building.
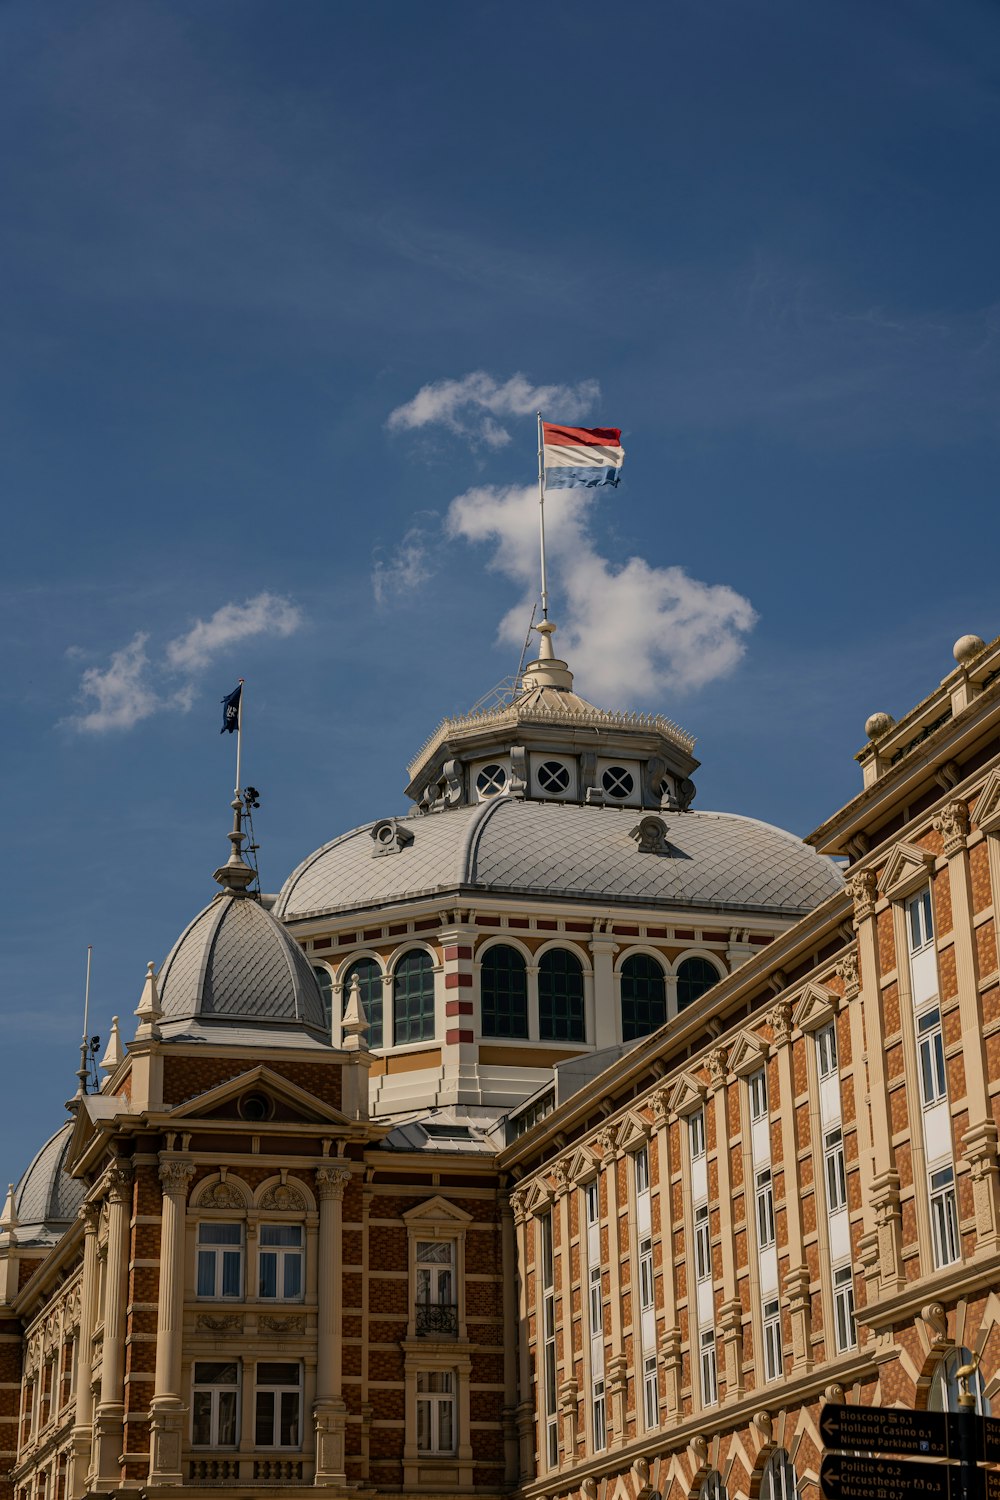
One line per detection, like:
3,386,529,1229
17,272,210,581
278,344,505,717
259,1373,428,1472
3,623,1000,1500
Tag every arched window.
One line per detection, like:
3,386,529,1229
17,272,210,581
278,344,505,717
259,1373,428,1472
342,958,384,1050
480,945,528,1039
760,1449,798,1500
699,1474,727,1500
393,950,435,1046
620,954,667,1041
928,1348,990,1415
312,967,333,1031
677,956,722,1011
538,948,585,1043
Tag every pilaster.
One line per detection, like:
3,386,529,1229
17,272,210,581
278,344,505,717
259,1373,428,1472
147,1157,195,1485
69,1203,100,1499
771,1003,812,1373
93,1160,132,1490
313,1164,351,1484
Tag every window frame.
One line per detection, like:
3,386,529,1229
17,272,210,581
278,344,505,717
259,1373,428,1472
191,1360,240,1449
694,1204,711,1284
929,1165,961,1268
689,1107,706,1161
676,954,723,1012
537,947,586,1044
699,1329,718,1407
416,1370,456,1455
196,1222,244,1301
917,1006,948,1107
479,943,529,1040
816,1021,838,1080
619,952,667,1042
824,1126,848,1213
833,1265,857,1353
907,887,935,955
762,1297,782,1382
755,1166,776,1250
253,1361,302,1449
392,948,436,1047
341,955,384,1050
642,1353,658,1429
748,1067,769,1122
258,1223,304,1302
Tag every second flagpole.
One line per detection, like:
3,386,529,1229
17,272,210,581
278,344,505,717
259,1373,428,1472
536,411,549,620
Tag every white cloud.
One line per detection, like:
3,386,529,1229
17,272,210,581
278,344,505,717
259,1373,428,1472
446,486,757,702
372,525,437,608
166,592,301,672
386,371,600,449
69,632,161,733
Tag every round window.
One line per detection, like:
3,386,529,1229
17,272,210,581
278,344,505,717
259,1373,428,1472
537,760,571,794
602,766,634,799
239,1092,273,1122
476,763,508,798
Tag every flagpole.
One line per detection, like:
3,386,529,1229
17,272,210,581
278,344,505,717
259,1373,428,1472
536,411,549,621
234,678,244,797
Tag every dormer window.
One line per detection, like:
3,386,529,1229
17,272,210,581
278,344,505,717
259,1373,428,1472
476,764,508,799
537,760,571,794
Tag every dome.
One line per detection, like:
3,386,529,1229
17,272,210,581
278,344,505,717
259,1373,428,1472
275,798,843,922
158,892,329,1038
13,1123,85,1244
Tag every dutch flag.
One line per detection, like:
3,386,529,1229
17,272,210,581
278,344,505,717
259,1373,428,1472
542,422,625,489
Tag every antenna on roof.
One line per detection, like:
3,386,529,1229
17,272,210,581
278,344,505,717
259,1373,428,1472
74,946,95,1100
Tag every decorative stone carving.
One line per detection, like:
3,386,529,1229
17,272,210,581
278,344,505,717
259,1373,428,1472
650,1087,671,1126
688,1435,709,1470
629,815,670,854
158,1160,195,1198
706,1047,728,1092
196,1313,242,1332
770,1002,792,1047
369,817,415,857
79,1201,101,1232
509,1190,528,1226
847,869,877,924
550,1161,571,1198
315,1166,351,1201
106,1160,133,1204
258,1183,306,1212
933,799,970,856
581,1479,598,1500
596,1126,618,1160
197,1180,247,1210
835,948,860,998
260,1314,305,1333
824,1384,845,1406
920,1303,948,1346
752,1410,773,1447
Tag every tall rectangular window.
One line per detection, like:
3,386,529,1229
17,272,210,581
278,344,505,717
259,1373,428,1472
816,1022,838,1080
588,1265,602,1334
592,1379,606,1451
917,1008,947,1106
907,888,934,954
929,1166,960,1268
762,1298,782,1381
700,1330,718,1407
689,1108,706,1160
541,1215,558,1467
755,1167,776,1249
416,1371,455,1454
258,1225,303,1301
415,1241,456,1336
638,1236,654,1312
833,1266,857,1352
694,1204,711,1283
254,1363,301,1448
192,1361,239,1447
824,1127,847,1213
748,1068,768,1122
585,1179,600,1226
196,1224,243,1299
642,1354,658,1429
634,1146,650,1196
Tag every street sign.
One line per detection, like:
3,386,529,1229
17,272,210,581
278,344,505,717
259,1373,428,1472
820,1403,950,1458
984,1417,1000,1465
986,1468,1000,1500
820,1453,951,1499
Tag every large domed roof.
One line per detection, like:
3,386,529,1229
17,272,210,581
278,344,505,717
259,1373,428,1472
275,799,843,921
158,892,328,1038
13,1123,85,1244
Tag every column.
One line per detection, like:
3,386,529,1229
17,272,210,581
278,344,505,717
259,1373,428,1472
69,1204,100,1499
935,801,1000,1252
707,1047,743,1400
596,1127,628,1448
551,1163,578,1460
499,1204,519,1486
94,1160,132,1489
589,928,619,1050
509,1193,535,1482
313,1165,351,1484
651,1089,681,1416
147,1157,195,1484
771,1004,812,1373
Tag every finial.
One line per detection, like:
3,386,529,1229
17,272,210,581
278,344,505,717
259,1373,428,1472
0,1183,17,1239
134,961,163,1041
100,1017,124,1076
954,633,986,666
521,618,574,692
213,795,255,895
535,618,557,660
341,974,369,1052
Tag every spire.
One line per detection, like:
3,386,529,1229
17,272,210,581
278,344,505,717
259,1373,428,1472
341,974,370,1052
521,619,574,692
213,795,255,896
134,962,163,1041
100,1017,124,1076
0,1183,17,1240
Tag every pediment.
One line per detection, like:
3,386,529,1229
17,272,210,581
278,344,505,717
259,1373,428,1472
616,1110,653,1152
561,1144,599,1185
974,770,1000,834
402,1195,473,1229
792,981,839,1034
668,1072,707,1117
65,1090,130,1177
877,841,935,900
727,1030,770,1079
164,1065,353,1128
520,1176,554,1217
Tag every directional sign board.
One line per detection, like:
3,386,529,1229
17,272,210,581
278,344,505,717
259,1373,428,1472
984,1417,1000,1465
820,1403,950,1458
820,1452,951,1500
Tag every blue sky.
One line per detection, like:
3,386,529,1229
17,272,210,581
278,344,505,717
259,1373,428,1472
2,0,999,1184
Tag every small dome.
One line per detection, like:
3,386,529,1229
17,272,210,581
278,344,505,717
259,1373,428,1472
158,893,328,1038
13,1123,85,1244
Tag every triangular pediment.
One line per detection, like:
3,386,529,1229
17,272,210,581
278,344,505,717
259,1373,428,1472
974,770,1000,834
65,1090,130,1177
792,981,839,1034
561,1144,598,1185
164,1065,353,1127
668,1071,707,1117
728,1030,770,1079
402,1195,474,1227
878,841,935,900
521,1177,554,1216
616,1110,653,1152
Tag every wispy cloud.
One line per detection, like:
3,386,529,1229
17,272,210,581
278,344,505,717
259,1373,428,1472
446,486,757,702
372,525,437,608
386,371,600,450
66,592,303,733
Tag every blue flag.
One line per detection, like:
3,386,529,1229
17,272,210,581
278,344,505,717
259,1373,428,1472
220,683,242,734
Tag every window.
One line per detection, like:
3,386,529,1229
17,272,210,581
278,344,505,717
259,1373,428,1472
824,1127,847,1213
638,1236,654,1311
537,760,571,794
763,1298,782,1381
416,1371,455,1453
312,966,333,1030
476,763,507,799
620,954,667,1041
541,1215,558,1467
930,1165,960,1267
192,1361,239,1447
700,1330,718,1406
816,1021,838,1079
755,1167,775,1250
748,1067,769,1121
259,1225,303,1300
694,1204,711,1283
761,1450,798,1500
642,1354,658,1429
480,945,528,1039
588,1265,602,1334
592,1378,606,1450
699,1475,727,1500
343,958,383,1049
833,1266,857,1352
585,1180,600,1226
908,888,935,954
929,1347,991,1415
677,956,721,1011
601,765,634,799
197,1224,243,1299
538,948,585,1043
415,1241,456,1336
393,950,435,1045
634,1146,650,1196
254,1363,301,1448
689,1108,706,1160
917,1007,947,1106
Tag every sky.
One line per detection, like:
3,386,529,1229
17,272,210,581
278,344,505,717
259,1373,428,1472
2,0,1000,1185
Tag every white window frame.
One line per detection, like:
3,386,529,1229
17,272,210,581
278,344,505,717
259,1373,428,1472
762,1297,782,1381
258,1223,304,1302
191,1360,240,1448
254,1362,302,1449
833,1265,857,1352
592,1378,606,1451
907,888,934,954
588,1264,602,1335
634,1146,650,1196
917,1007,947,1107
748,1068,768,1122
694,1204,711,1283
689,1107,706,1160
196,1222,243,1300
642,1353,658,1429
755,1166,776,1250
816,1021,838,1080
414,1240,456,1335
824,1127,847,1212
699,1329,718,1407
638,1235,654,1313
585,1179,600,1226
929,1166,960,1268
416,1370,456,1455
541,1214,558,1467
